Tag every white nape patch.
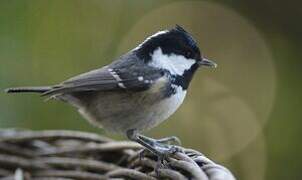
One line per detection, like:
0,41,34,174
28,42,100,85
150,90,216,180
108,68,126,88
149,48,196,75
133,30,168,51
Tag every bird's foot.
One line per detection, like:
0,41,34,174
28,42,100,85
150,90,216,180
126,129,183,167
152,144,183,175
139,142,182,159
137,135,182,159
138,136,181,161
155,144,182,161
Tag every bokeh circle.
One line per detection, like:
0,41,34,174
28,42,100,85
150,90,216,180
117,2,275,180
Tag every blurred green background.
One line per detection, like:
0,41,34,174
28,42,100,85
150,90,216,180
0,0,301,179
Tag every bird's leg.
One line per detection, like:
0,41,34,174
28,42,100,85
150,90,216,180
127,129,163,156
126,129,182,163
138,134,183,158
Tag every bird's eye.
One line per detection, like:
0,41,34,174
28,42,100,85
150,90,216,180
186,51,192,58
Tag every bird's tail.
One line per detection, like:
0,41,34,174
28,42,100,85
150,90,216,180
5,86,52,94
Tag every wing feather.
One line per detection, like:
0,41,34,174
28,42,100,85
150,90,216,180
42,63,164,96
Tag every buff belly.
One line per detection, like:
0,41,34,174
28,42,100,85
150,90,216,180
57,74,187,135
61,86,186,135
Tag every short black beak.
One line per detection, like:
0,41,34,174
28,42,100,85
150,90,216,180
198,58,217,68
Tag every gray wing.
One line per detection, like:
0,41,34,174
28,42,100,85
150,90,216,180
42,56,165,96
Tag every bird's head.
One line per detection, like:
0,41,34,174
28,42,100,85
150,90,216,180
134,25,217,89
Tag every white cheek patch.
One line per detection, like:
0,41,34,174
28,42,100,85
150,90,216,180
149,48,196,75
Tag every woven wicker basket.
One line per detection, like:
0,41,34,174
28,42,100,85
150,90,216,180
0,129,235,180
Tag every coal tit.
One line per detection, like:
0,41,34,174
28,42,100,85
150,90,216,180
6,25,217,159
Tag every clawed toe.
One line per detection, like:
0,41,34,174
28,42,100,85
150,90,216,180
153,145,181,175
154,145,181,163
167,145,183,154
138,149,146,160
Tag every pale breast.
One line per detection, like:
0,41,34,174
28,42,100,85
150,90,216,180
65,77,187,134
143,86,187,130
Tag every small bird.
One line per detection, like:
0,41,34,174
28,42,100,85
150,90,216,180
6,25,216,160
